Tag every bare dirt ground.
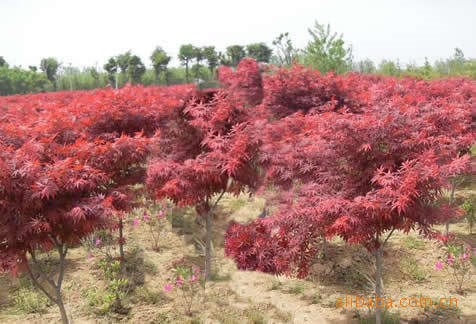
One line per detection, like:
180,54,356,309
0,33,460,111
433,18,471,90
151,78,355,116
0,190,475,324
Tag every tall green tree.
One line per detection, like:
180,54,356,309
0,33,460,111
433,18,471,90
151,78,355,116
422,57,433,78
271,32,299,66
192,46,204,81
0,66,50,95
150,46,171,84
127,55,146,84
178,44,195,82
40,57,60,90
86,66,100,87
202,46,219,74
104,57,118,87
246,43,272,63
116,51,131,74
378,59,401,76
224,45,246,67
303,21,352,74
353,59,376,73
448,47,466,75
0,56,7,67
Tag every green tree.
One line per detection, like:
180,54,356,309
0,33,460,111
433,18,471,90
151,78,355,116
224,45,246,67
0,56,7,67
104,57,118,87
28,65,37,72
86,66,100,87
378,59,401,76
192,46,204,82
271,32,299,66
116,51,131,74
202,46,219,74
127,55,146,84
61,63,77,91
246,43,272,63
40,57,60,90
353,59,376,73
463,59,476,79
303,21,352,74
178,44,195,82
150,46,171,84
422,57,433,78
448,47,466,75
0,66,50,95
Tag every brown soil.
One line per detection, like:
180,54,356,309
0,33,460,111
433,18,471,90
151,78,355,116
0,193,474,324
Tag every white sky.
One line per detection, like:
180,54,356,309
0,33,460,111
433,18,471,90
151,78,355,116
1,0,475,69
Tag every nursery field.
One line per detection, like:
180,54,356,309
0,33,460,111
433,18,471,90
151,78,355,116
0,191,475,323
0,59,474,324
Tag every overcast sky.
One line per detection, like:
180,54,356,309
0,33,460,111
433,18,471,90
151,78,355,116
1,0,475,69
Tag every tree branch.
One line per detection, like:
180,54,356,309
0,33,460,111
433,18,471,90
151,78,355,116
29,250,58,289
210,189,226,212
382,228,395,247
56,243,67,290
26,261,58,304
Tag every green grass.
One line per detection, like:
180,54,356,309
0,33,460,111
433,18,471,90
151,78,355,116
245,307,267,324
12,287,50,314
400,256,427,282
268,279,282,291
128,286,165,305
402,236,425,250
286,282,305,295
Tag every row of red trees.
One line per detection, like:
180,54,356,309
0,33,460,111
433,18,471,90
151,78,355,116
0,58,474,323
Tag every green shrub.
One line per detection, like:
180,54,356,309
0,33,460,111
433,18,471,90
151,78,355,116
129,286,164,305
400,256,427,282
286,283,305,295
402,236,425,250
12,287,50,314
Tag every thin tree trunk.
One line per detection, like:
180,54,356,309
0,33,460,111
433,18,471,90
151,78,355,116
205,211,212,280
320,230,327,258
27,241,70,324
56,243,69,324
446,181,457,236
375,247,383,324
118,217,125,271
203,190,227,281
56,295,69,324
373,229,394,324
185,63,189,83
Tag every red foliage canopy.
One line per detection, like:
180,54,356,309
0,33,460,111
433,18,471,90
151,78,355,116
147,59,263,214
0,85,192,275
225,66,475,277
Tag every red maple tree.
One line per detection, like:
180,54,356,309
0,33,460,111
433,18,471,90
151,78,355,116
225,68,475,323
147,59,263,279
0,85,192,323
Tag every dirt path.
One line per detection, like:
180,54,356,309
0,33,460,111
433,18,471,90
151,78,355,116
229,270,349,324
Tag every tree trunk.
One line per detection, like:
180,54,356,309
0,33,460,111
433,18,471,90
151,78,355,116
205,211,212,280
119,218,125,269
55,242,69,324
320,229,328,258
56,293,69,324
375,247,384,324
185,63,189,83
27,242,70,324
446,181,457,236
